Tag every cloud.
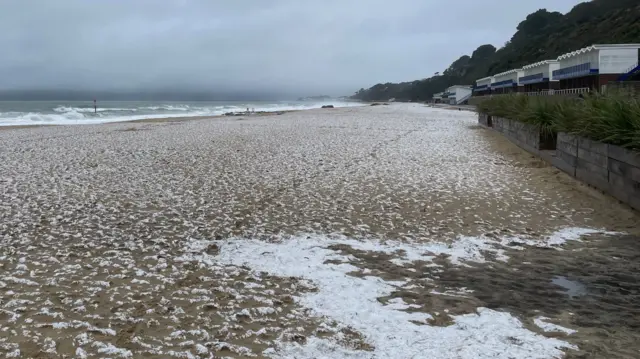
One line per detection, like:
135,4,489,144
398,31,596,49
0,0,584,96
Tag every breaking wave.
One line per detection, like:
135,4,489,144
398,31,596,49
0,101,362,126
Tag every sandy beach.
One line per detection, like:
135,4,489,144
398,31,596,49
0,110,299,131
1,103,639,358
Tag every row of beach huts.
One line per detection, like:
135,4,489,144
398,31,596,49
433,44,640,105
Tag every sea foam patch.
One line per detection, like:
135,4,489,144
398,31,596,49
199,231,599,358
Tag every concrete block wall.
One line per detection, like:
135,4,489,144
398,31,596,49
489,117,553,155
554,133,578,176
576,137,609,191
478,113,490,127
608,145,640,210
478,113,640,210
553,133,640,210
493,116,504,132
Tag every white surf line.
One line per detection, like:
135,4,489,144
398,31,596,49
534,317,577,335
178,229,616,358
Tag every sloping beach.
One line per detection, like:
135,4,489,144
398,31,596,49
1,104,639,358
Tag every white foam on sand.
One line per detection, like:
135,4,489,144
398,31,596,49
204,232,590,359
544,227,615,246
534,317,577,335
502,227,619,249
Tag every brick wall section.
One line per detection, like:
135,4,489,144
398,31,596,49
553,133,640,211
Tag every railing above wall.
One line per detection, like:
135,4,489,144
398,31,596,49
524,88,591,96
473,88,591,98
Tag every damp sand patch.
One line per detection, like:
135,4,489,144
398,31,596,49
382,232,640,359
197,232,609,359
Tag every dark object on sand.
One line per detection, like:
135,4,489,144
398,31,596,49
370,103,381,106
321,105,334,109
383,103,390,105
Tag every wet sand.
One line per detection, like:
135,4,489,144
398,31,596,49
0,110,298,131
1,103,639,358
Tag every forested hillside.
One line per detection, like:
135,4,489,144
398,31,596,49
351,0,640,102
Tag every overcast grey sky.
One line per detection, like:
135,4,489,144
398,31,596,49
1,0,584,96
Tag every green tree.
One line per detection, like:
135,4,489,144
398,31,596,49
351,0,640,102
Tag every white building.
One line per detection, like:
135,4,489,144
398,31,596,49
553,44,640,90
519,60,560,92
445,85,472,105
473,76,493,96
491,68,524,93
432,92,445,103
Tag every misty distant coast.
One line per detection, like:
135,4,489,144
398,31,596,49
0,90,293,102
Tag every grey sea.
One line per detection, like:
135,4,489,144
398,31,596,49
0,100,360,126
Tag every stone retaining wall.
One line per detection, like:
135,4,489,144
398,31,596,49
490,117,556,155
478,113,492,127
479,112,640,210
552,133,640,210
554,133,578,177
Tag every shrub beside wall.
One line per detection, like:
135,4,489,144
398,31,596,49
478,93,640,210
477,92,640,151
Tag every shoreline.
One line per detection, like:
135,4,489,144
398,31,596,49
0,102,465,132
0,102,472,131
0,99,369,131
0,109,304,131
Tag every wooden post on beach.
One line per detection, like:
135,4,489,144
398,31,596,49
94,99,97,114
